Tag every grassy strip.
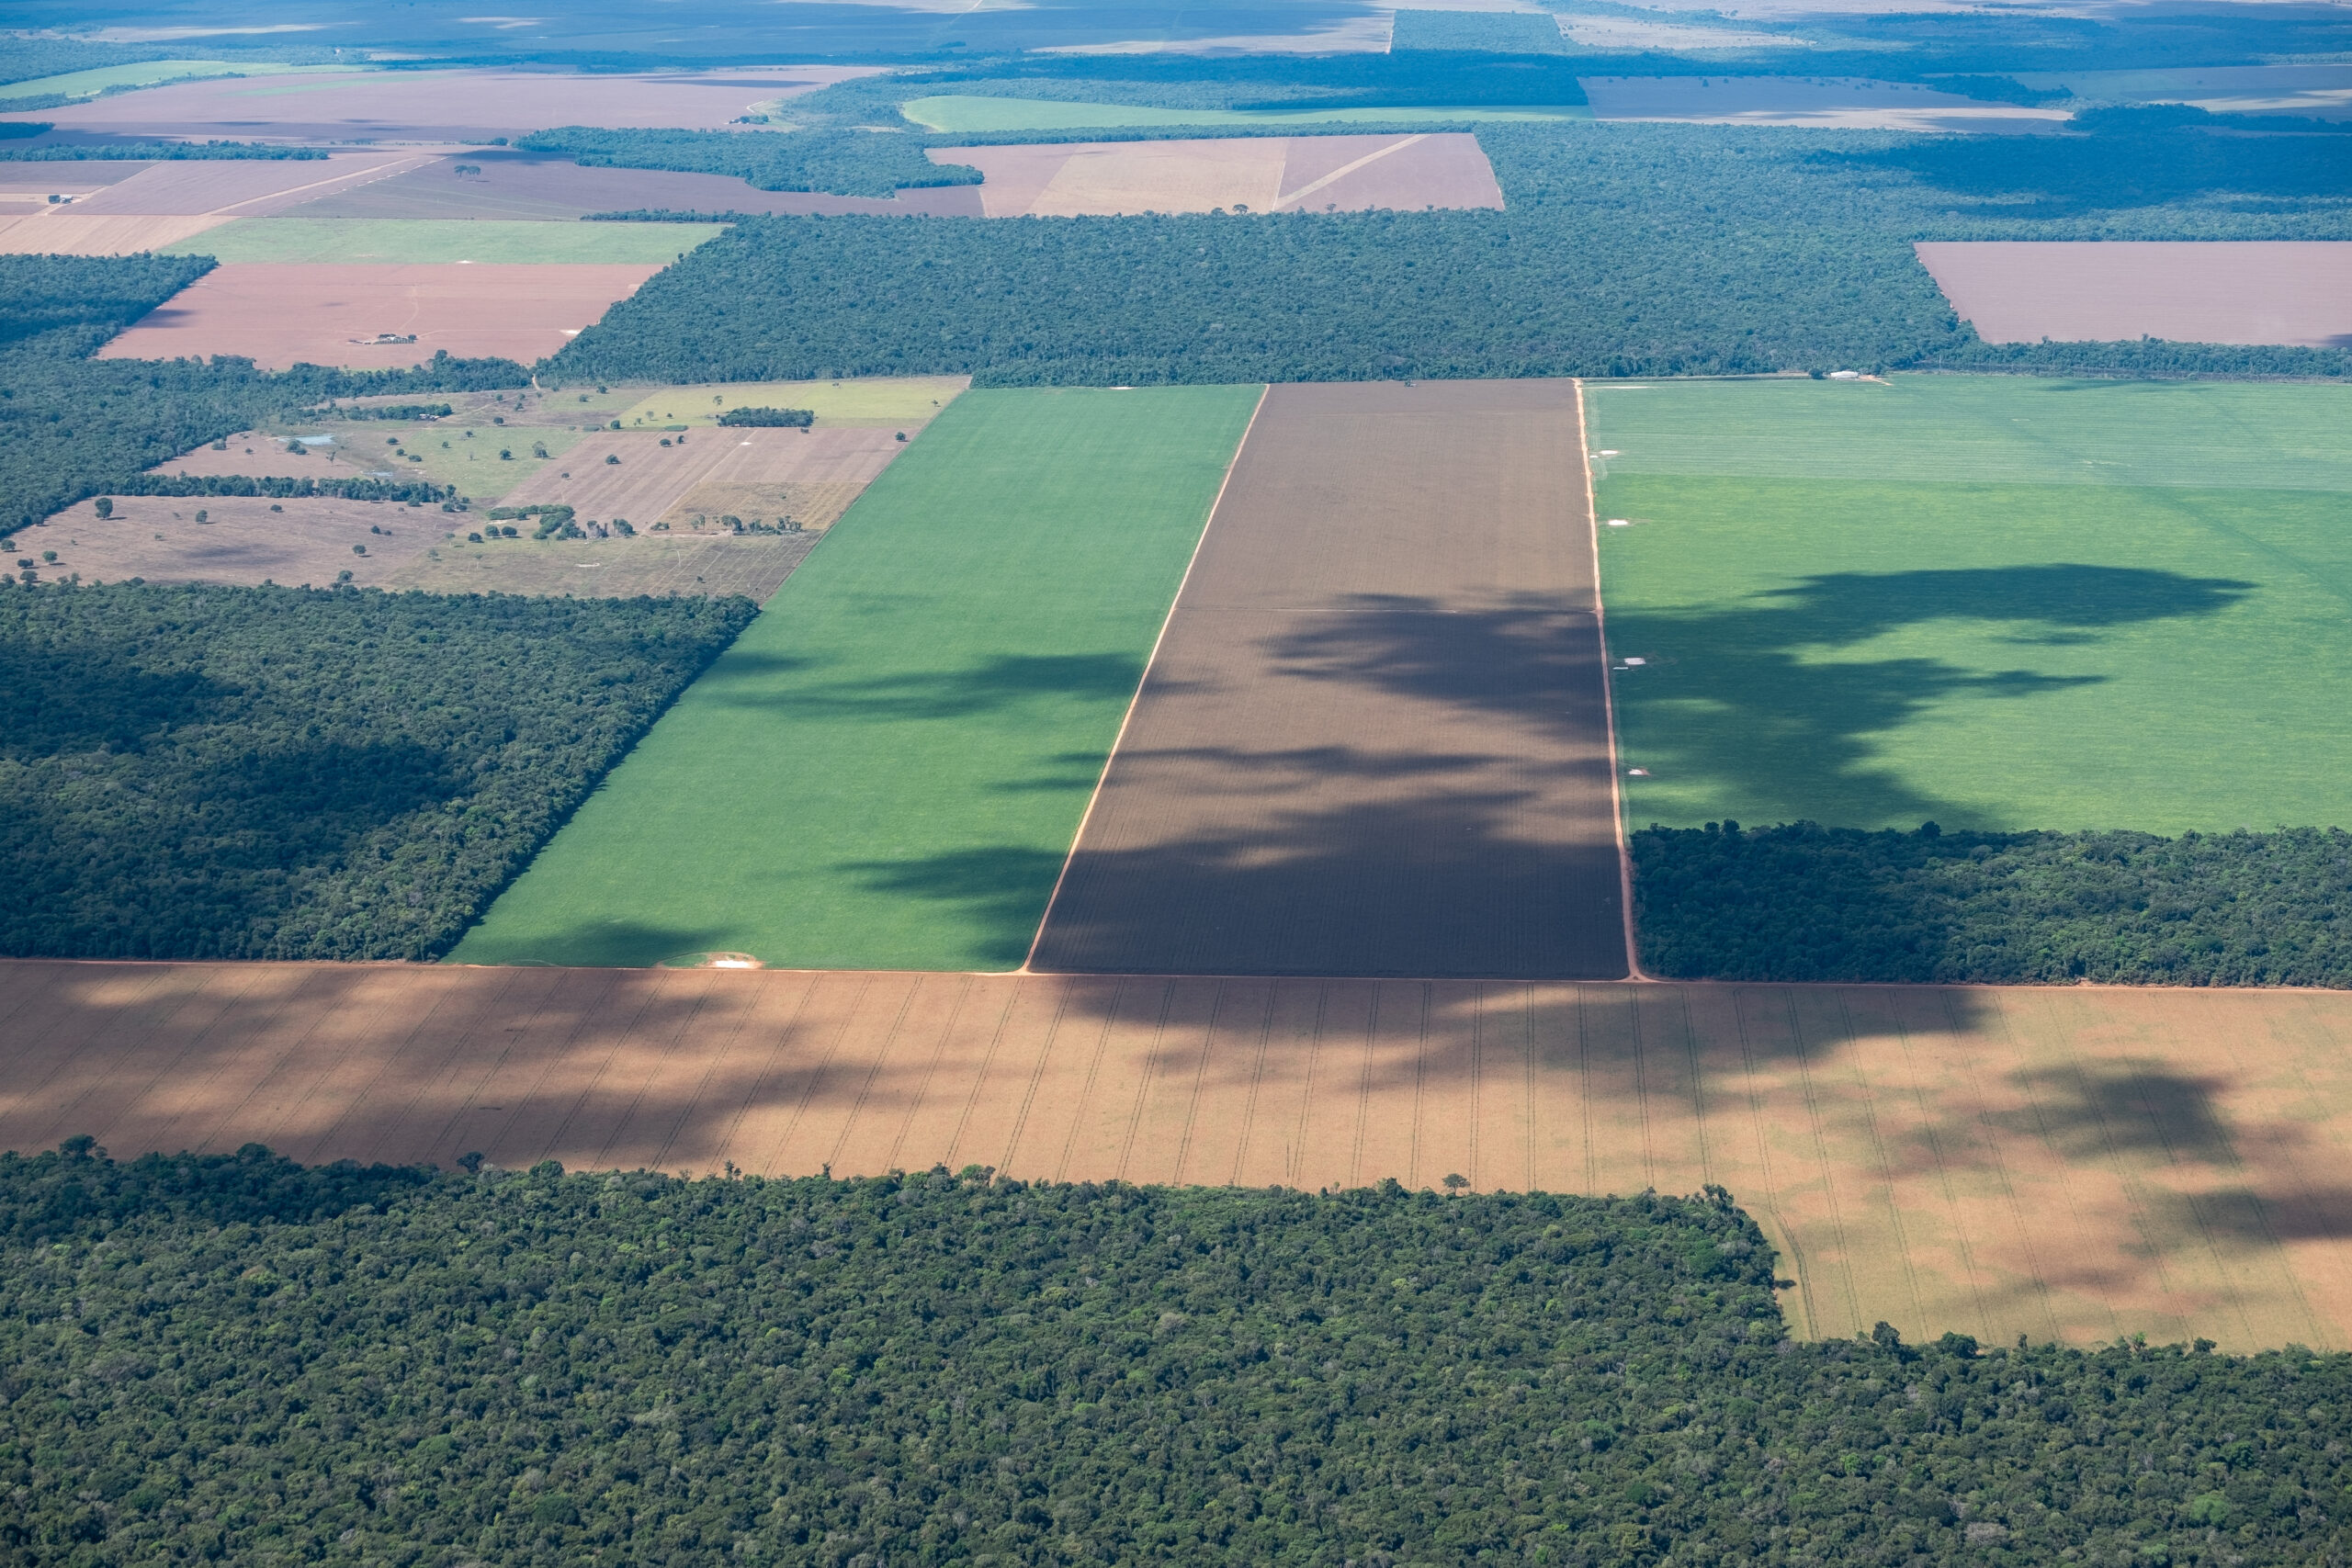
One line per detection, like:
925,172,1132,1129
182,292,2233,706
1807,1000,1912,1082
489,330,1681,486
1590,377,2352,833
448,384,1261,970
157,218,725,265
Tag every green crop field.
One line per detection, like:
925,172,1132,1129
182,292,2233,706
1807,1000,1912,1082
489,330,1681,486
158,219,727,265
1589,376,2352,835
448,384,1263,971
899,96,1588,132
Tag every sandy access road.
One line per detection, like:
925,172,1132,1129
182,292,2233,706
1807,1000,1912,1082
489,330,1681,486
7,958,2352,1353
1030,379,1627,979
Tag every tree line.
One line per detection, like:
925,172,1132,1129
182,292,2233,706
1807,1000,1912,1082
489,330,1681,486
548,117,2351,388
1633,821,2352,986
0,581,753,961
2,1140,2347,1565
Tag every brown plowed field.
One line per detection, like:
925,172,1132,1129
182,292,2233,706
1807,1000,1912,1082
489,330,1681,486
0,212,231,254
932,132,1504,217
0,67,879,143
95,263,662,371
62,152,435,217
1916,241,2352,348
1030,379,1626,979
6,958,2352,1352
494,427,909,525
291,152,984,222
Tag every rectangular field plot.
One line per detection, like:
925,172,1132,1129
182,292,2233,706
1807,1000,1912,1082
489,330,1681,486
933,133,1505,217
1589,376,2352,834
493,427,910,531
1917,242,2352,349
13,958,2352,1353
96,263,663,372
158,219,726,265
447,386,1262,972
1032,380,1627,980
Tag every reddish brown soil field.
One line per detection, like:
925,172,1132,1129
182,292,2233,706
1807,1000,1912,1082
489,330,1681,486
1916,241,2352,348
932,131,1504,217
0,67,879,144
96,263,663,371
62,152,435,216
7,958,2351,1352
494,427,910,526
1030,380,1626,980
24,493,453,590
292,152,984,221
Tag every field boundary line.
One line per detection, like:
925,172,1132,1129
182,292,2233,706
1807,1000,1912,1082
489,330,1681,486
1574,378,1646,983
1020,382,1271,973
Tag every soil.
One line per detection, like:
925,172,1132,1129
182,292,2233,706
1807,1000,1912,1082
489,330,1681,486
94,262,664,371
5,957,2348,1353
1915,240,2352,349
932,132,1504,218
1579,75,2070,131
1029,379,1628,980
0,212,232,254
62,152,436,217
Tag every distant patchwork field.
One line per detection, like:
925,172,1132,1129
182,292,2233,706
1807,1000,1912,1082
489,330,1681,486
1917,242,2352,350
930,132,1503,216
1588,376,2352,835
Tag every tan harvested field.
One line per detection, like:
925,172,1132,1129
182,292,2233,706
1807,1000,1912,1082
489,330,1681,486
388,531,820,602
494,427,911,526
657,480,865,532
1032,379,1625,980
6,959,2352,1352
0,211,230,255
23,493,452,590
61,152,435,217
292,152,984,222
96,263,663,371
0,67,879,143
1916,241,2352,349
616,374,969,431
1579,74,2069,131
932,132,1504,217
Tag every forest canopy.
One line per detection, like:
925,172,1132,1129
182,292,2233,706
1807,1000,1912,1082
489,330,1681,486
1633,822,2352,986
0,582,753,961
2,1142,2349,1566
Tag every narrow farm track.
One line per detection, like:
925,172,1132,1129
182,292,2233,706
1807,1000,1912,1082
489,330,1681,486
9,959,2352,1353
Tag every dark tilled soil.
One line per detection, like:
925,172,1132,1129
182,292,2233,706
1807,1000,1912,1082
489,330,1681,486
1030,379,1629,980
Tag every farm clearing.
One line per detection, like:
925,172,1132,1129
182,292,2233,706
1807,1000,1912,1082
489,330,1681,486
8,957,2352,1354
1034,379,1626,980
932,133,1504,216
95,262,665,371
1915,241,2352,349
1588,376,2352,833
156,218,726,265
900,96,1586,132
447,385,1262,972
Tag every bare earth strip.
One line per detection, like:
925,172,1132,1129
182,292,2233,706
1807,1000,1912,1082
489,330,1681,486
8,959,2352,1351
494,428,910,527
295,152,986,222
1029,378,1627,979
96,263,663,372
59,152,435,218
1916,241,2352,349
0,213,232,255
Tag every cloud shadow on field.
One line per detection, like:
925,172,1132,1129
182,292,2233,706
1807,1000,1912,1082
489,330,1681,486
452,917,738,970
707,650,1147,723
1608,562,2255,829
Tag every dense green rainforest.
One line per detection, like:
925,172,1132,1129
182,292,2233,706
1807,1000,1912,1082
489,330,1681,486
2,1143,2348,1566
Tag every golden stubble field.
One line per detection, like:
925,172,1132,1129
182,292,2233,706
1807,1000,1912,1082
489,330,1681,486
4,960,2348,1353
